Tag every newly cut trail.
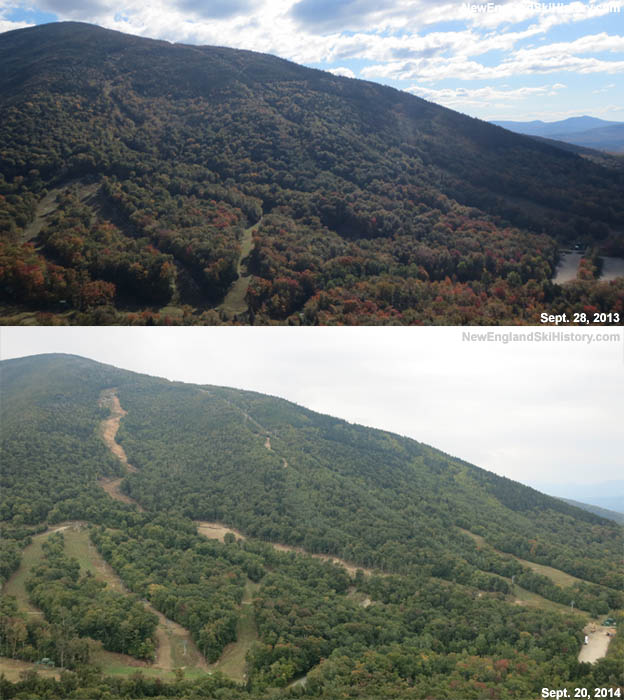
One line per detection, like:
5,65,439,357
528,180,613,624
99,388,136,471
97,388,143,511
197,521,375,577
94,390,208,671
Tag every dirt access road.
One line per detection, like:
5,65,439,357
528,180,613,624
95,391,207,671
197,521,375,577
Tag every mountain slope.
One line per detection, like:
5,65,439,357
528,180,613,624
1,23,623,324
3,354,621,595
2,354,623,697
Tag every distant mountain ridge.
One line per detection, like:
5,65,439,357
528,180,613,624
529,479,624,514
492,116,624,153
491,116,623,136
558,498,624,525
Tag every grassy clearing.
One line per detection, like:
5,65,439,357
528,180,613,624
513,558,584,588
219,218,262,316
0,657,61,681
3,525,72,613
90,645,208,681
458,528,584,588
510,584,589,618
63,527,125,593
209,580,260,682
3,523,209,678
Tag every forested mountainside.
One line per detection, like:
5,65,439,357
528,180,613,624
1,354,622,699
1,23,623,325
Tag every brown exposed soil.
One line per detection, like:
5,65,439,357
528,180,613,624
578,623,616,663
99,388,136,472
65,522,205,672
97,389,144,511
152,609,208,672
97,477,144,511
196,521,374,576
197,522,247,542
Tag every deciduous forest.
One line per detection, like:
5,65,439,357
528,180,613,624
1,354,622,699
1,23,623,324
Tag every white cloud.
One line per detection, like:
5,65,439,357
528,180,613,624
327,65,356,77
0,19,32,32
408,82,565,108
361,33,624,81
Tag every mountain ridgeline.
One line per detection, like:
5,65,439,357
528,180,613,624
0,22,623,325
1,354,623,697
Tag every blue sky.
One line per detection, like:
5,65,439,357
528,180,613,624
1,0,623,121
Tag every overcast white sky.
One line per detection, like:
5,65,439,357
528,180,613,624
1,0,623,121
1,326,622,488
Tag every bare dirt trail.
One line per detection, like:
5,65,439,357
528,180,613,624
578,624,616,663
69,527,206,672
97,388,144,511
64,525,205,672
98,477,142,509
196,521,375,577
263,435,288,467
151,609,208,672
95,391,208,670
99,388,136,472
